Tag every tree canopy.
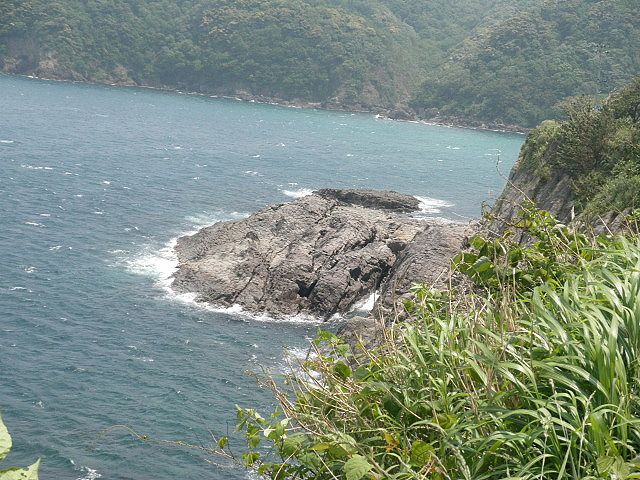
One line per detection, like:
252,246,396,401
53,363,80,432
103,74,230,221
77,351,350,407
1,0,638,127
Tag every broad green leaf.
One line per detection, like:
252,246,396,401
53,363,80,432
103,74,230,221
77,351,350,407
410,440,434,467
344,454,372,480
597,455,615,475
281,434,306,458
217,436,228,449
310,442,331,452
242,452,260,467
333,362,352,379
472,256,493,273
327,443,351,459
0,416,11,462
0,459,40,480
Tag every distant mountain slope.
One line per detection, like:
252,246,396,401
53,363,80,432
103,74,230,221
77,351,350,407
1,0,638,126
0,0,425,109
411,0,640,127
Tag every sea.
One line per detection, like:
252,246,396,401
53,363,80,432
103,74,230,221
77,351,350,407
0,74,524,479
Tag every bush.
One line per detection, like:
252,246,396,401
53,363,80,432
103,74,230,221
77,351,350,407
227,208,640,479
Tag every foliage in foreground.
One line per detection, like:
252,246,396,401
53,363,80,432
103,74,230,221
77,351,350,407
228,207,640,479
0,415,39,480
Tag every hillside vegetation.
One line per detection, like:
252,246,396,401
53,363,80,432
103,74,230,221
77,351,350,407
412,0,640,127
1,0,638,126
516,75,640,217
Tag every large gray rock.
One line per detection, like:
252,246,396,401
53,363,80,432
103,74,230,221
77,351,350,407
172,190,426,319
316,188,421,212
373,222,473,322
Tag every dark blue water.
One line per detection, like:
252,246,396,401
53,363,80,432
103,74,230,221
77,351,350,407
0,74,523,479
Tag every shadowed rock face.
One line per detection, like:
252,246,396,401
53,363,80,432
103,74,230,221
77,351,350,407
172,190,429,319
373,222,475,322
487,154,575,237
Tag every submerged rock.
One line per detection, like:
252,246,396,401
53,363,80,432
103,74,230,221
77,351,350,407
172,190,428,319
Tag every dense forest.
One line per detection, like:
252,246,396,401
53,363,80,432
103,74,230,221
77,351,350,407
0,0,638,127
519,76,640,217
412,0,640,127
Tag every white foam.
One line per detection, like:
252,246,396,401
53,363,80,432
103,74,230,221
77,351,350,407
21,164,52,170
24,221,45,227
350,291,378,313
49,245,63,251
125,211,326,324
184,211,248,230
101,180,111,185
223,307,323,324
0,140,14,144
279,345,322,379
126,237,179,291
74,466,102,480
414,196,454,215
282,188,314,199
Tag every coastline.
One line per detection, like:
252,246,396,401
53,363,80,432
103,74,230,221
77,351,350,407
3,71,528,135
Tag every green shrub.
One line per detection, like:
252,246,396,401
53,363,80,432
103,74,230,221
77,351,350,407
228,208,640,479
582,175,640,217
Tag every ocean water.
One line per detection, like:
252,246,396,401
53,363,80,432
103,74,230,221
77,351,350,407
0,74,524,479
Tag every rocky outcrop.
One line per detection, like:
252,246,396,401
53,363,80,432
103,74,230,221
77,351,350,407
315,189,420,212
487,156,575,236
486,140,633,236
173,190,431,319
373,222,474,322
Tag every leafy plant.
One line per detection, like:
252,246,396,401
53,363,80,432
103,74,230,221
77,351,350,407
228,208,640,479
0,415,39,480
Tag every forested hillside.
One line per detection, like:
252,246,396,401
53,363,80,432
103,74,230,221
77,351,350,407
412,0,640,127
1,0,638,127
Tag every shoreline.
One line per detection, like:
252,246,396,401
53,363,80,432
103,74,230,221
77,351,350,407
5,71,528,135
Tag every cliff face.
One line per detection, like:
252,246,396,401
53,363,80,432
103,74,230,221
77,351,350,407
487,151,575,234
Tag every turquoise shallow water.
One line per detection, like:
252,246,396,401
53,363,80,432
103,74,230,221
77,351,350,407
0,74,524,479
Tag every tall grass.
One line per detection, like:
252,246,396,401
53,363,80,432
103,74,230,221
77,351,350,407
231,209,640,480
